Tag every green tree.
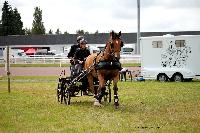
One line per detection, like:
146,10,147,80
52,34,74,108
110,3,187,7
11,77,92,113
94,30,99,34
12,8,24,35
76,29,84,35
48,29,53,34
84,31,89,35
24,27,31,35
64,30,68,34
1,1,12,35
0,1,24,36
76,29,89,35
0,20,2,35
32,7,45,35
55,28,61,34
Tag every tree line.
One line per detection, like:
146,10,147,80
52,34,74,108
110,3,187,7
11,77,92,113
0,1,98,36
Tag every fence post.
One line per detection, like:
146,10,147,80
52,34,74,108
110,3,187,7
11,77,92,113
6,46,11,93
60,60,62,67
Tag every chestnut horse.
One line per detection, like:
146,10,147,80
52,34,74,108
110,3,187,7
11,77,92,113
84,31,123,108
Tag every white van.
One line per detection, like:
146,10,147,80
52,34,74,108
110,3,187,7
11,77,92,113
140,34,200,82
121,44,135,55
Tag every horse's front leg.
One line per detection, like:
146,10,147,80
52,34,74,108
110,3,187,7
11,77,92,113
113,75,119,109
94,74,105,106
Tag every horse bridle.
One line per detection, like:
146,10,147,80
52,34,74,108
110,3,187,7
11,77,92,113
107,39,124,61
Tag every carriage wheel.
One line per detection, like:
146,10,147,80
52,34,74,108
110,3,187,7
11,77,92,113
57,83,61,102
62,82,71,105
60,84,66,104
71,86,80,96
64,89,71,105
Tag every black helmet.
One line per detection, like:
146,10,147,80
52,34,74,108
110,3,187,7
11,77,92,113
79,38,87,44
77,36,84,43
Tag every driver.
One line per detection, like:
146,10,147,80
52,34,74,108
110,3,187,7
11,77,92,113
67,35,84,59
74,38,90,95
74,39,90,73
67,36,84,76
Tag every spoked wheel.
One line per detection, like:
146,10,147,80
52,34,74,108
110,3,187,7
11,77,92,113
70,85,80,96
60,83,71,105
64,89,71,105
60,84,66,104
57,83,61,102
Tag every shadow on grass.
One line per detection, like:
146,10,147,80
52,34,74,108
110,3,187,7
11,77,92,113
59,96,147,114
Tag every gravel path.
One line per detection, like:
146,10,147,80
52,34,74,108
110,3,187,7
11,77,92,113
0,67,69,76
0,67,140,76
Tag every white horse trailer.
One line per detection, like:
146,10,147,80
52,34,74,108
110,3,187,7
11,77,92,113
140,34,200,82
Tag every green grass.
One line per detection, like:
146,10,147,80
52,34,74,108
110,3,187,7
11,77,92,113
0,63,141,67
0,77,200,132
122,63,140,67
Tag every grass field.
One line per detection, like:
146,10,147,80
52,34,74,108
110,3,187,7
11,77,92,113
0,76,200,132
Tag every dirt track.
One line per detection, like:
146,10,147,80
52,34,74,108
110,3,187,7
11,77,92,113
0,67,140,76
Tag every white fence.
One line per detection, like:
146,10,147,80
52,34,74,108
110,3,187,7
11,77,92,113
0,55,141,64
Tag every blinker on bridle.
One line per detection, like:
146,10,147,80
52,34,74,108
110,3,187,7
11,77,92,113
109,38,124,51
107,39,123,61
103,32,124,60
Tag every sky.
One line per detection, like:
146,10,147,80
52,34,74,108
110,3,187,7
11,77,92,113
0,0,200,34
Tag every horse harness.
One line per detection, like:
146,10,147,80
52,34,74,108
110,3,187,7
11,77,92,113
93,51,122,71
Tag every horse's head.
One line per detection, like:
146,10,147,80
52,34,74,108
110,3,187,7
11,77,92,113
106,31,124,60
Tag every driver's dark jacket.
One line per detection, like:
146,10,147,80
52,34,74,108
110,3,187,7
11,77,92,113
74,48,90,64
67,44,80,58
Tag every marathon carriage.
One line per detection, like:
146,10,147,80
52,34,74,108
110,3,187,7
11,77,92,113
56,31,123,108
57,62,112,105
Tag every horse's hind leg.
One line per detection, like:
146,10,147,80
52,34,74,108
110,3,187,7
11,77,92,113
113,76,119,108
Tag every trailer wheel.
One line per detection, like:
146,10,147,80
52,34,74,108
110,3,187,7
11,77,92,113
173,73,183,82
157,74,168,82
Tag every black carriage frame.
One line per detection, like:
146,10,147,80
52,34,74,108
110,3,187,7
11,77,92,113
57,63,112,105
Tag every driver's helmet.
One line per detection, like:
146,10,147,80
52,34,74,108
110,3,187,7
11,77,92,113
79,38,87,44
77,36,84,44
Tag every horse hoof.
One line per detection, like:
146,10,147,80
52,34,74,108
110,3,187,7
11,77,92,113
94,102,101,106
114,105,119,109
94,101,102,107
114,103,119,109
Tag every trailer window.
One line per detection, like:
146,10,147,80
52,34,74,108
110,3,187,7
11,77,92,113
123,48,133,52
152,41,163,48
175,40,185,47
